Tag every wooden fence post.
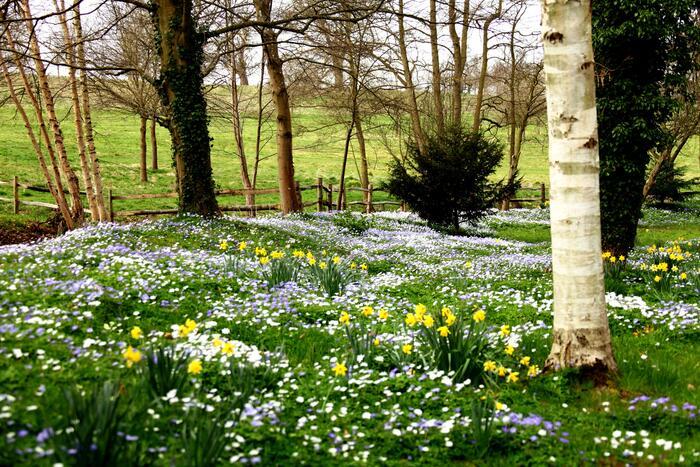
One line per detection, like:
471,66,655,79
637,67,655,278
316,177,323,212
366,184,373,214
295,180,302,212
328,184,333,212
12,176,19,214
540,182,546,204
108,189,114,222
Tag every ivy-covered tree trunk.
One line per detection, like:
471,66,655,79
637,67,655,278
594,0,699,256
540,0,617,376
152,0,219,217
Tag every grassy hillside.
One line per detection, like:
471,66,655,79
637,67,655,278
1,85,698,220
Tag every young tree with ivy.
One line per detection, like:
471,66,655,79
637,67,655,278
540,0,617,376
593,0,700,256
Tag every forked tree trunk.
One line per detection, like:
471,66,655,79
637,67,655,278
398,0,426,154
448,0,469,125
1,22,74,229
55,0,99,220
73,1,107,221
1,62,74,227
21,0,84,224
151,116,158,170
153,0,219,216
472,0,502,133
429,0,444,134
140,115,148,182
230,45,255,209
540,0,617,375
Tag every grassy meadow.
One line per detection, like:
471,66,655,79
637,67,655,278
2,85,698,224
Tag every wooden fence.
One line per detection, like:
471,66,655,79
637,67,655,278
0,176,549,220
0,176,406,220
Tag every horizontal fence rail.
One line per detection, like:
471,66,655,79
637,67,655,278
1,176,559,221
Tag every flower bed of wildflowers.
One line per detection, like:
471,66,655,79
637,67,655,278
0,209,698,465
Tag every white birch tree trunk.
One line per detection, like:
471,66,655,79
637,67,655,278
540,0,617,374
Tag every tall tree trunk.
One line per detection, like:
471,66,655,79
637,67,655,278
152,0,219,216
2,22,74,229
73,0,107,221
429,0,444,134
55,0,99,220
472,0,503,133
1,62,74,227
140,115,148,182
448,0,469,125
230,44,255,208
355,118,370,207
255,0,299,213
356,118,369,189
151,116,159,170
541,0,616,375
21,0,84,224
237,51,249,86
398,0,426,154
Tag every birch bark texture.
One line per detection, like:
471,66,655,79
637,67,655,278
540,0,617,373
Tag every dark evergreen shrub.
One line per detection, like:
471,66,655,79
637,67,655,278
384,126,505,231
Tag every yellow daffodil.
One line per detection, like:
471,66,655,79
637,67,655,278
187,359,202,375
373,337,381,346
527,365,540,377
472,309,486,322
441,307,452,318
437,325,450,337
123,346,142,368
464,261,473,269
333,362,348,377
212,338,223,348
499,324,510,337
360,263,368,270
423,314,435,328
271,250,285,259
505,345,515,356
654,275,662,283
680,272,687,280
619,255,626,261
130,326,143,339
293,249,305,258
219,240,229,251
350,262,357,269
415,304,427,317
260,256,270,265
609,256,617,263
405,313,417,327
484,360,497,372
445,313,456,326
238,241,247,251
495,401,506,411
507,371,519,383
332,256,341,264
402,344,412,355
519,356,531,366
378,309,389,320
319,261,328,270
497,366,507,377
362,306,374,317
339,311,351,325
308,258,317,266
602,252,611,259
